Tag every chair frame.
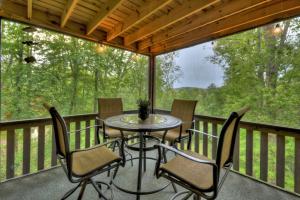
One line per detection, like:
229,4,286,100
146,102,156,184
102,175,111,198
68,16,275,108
155,107,249,200
160,99,198,149
47,105,126,200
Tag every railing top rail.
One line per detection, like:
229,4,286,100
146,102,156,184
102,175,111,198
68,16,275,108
0,109,299,135
155,109,300,136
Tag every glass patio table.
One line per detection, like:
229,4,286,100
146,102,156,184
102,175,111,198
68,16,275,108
104,113,182,200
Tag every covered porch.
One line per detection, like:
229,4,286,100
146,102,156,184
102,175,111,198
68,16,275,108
0,0,300,199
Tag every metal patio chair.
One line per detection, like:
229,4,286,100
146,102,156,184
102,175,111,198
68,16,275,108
44,103,125,200
96,98,134,166
152,99,197,149
155,107,250,200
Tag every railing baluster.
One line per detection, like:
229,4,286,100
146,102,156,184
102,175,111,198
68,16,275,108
212,122,218,159
246,128,253,176
38,125,45,170
23,127,31,175
203,121,208,156
295,137,300,193
95,120,99,145
75,121,81,149
6,129,15,179
66,121,70,142
260,132,268,181
233,129,240,171
51,128,57,166
276,135,285,187
85,120,90,148
194,119,199,153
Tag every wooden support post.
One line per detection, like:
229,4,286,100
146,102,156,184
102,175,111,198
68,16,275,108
276,135,285,187
148,55,155,113
194,119,200,153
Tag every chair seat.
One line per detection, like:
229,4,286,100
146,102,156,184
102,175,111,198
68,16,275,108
151,129,189,143
105,127,133,138
71,145,121,177
160,151,214,190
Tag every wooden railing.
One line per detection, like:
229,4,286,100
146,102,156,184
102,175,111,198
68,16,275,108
0,111,299,195
155,110,300,194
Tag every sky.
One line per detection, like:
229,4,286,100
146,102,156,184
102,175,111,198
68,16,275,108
173,42,224,89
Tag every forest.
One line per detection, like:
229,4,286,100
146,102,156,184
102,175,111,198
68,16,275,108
0,17,299,192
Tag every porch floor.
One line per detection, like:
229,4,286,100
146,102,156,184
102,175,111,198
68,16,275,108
0,150,298,200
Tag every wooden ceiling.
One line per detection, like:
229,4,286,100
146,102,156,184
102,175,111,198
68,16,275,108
0,0,300,56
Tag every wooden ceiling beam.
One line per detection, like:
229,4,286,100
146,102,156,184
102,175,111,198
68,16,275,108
86,0,123,35
107,0,172,42
27,0,32,19
124,0,220,46
151,0,300,54
0,1,145,55
61,0,79,28
139,0,273,50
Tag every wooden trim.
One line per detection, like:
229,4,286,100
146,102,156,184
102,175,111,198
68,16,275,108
139,0,272,50
151,0,300,54
27,0,32,19
60,0,79,28
107,0,172,41
86,0,123,35
124,0,219,46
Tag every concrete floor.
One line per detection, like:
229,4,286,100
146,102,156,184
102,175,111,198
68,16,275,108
0,151,299,200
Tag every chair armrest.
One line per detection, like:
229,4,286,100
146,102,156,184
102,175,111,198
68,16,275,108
95,116,105,122
71,138,121,153
188,129,219,139
155,143,216,166
67,125,101,134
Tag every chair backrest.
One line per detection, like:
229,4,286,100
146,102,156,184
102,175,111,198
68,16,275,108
216,107,250,171
44,104,69,158
171,99,197,133
98,98,123,119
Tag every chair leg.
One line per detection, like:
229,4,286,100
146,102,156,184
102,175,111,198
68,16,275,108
61,183,81,200
90,179,109,200
193,194,201,200
171,182,178,193
77,181,87,200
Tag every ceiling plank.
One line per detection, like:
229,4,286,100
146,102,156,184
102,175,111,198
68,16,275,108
0,0,145,55
86,0,123,35
139,0,272,50
61,0,79,28
124,0,220,46
151,0,300,54
107,0,172,42
27,0,32,19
